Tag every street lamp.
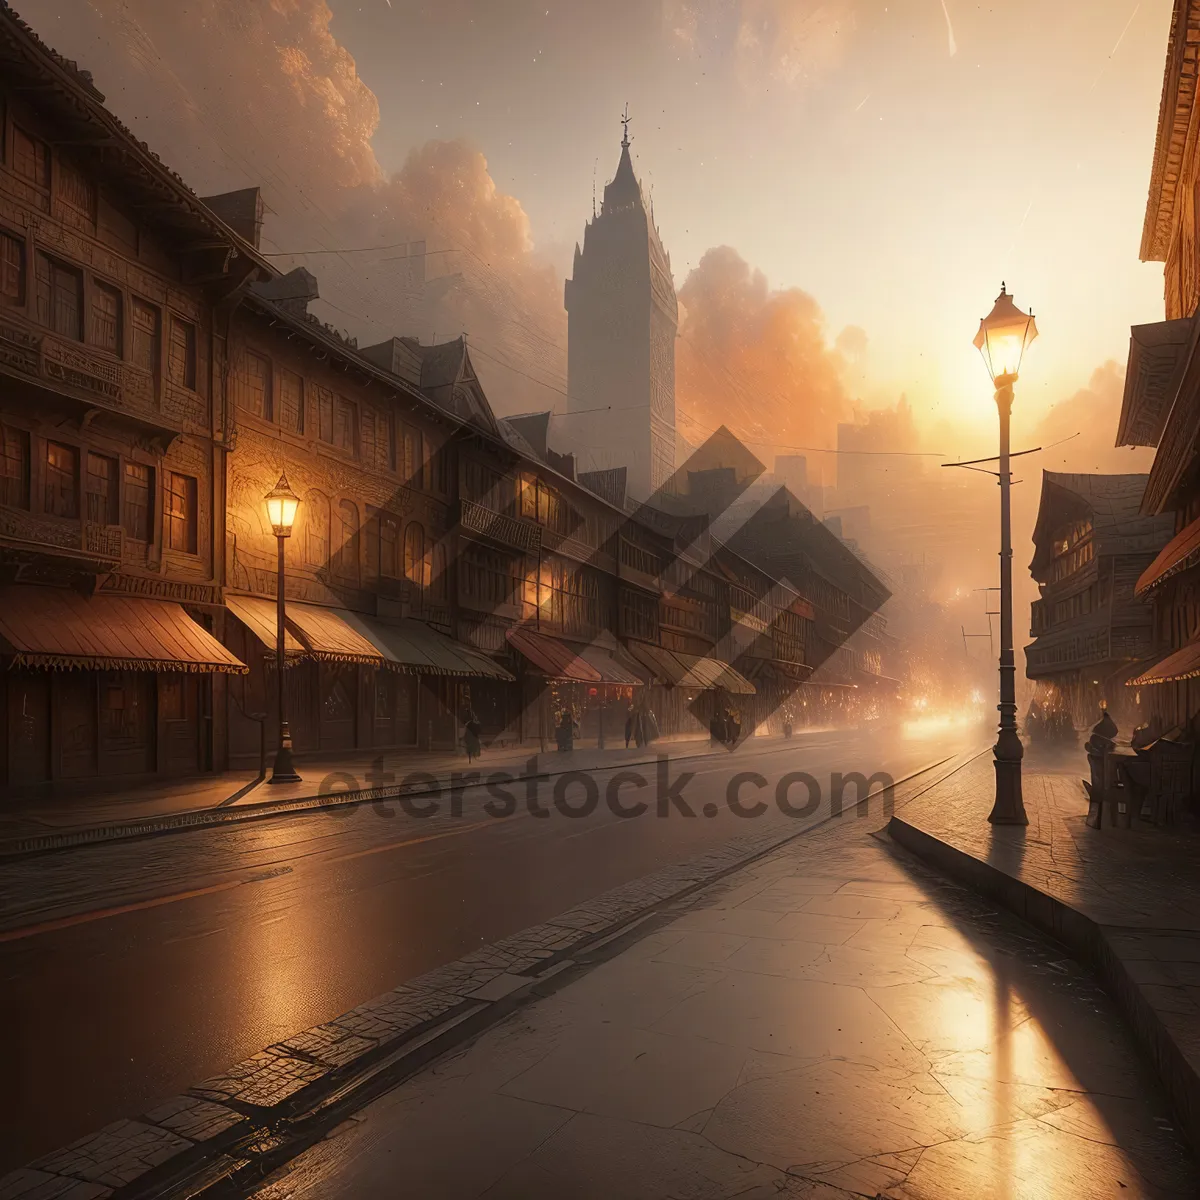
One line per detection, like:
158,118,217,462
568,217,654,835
974,283,1038,825
265,473,302,784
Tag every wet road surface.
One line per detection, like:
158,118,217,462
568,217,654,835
250,787,1198,1199
1,726,976,1169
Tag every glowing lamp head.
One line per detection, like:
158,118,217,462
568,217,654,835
265,473,300,537
973,283,1038,384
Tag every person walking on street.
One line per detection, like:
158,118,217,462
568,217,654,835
462,708,482,763
625,705,634,748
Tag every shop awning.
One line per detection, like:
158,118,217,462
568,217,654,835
0,586,246,673
741,658,811,686
623,641,685,686
226,594,306,656
506,626,599,683
806,662,858,690
343,613,513,680
690,654,756,695
283,602,385,665
1128,638,1200,686
575,642,644,686
1136,515,1200,596
623,641,756,695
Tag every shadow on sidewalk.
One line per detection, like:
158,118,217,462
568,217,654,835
880,832,1194,1192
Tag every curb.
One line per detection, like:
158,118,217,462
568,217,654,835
887,812,1200,1160
0,737,837,861
0,754,964,1200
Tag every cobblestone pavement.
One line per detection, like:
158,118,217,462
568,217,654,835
238,789,1197,1199
0,735,972,1192
890,749,1200,1158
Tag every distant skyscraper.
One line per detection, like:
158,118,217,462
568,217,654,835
564,111,678,499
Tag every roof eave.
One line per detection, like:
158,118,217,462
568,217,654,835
0,2,273,277
1140,0,1200,263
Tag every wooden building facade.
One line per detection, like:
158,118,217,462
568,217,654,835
1118,0,1200,729
0,2,899,801
1024,473,1171,726
0,9,265,794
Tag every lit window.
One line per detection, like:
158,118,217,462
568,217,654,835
403,522,426,587
44,441,79,519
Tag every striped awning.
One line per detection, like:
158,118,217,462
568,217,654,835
1128,637,1200,686
226,594,306,656
0,586,246,673
1136,515,1200,596
575,642,644,686
623,641,756,695
283,602,384,665
622,641,684,686
344,613,513,679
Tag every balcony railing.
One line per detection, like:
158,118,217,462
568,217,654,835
0,316,184,439
458,498,541,553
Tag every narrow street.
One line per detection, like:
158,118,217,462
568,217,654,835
0,726,972,1170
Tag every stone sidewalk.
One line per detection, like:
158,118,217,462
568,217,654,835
0,730,822,857
889,751,1200,1158
236,777,1195,1199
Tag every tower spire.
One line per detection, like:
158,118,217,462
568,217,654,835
621,103,631,149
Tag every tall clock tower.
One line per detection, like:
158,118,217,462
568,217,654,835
564,114,678,500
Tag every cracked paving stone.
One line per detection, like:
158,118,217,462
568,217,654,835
141,1095,244,1142
191,1050,328,1109
0,1170,113,1200
29,1119,192,1189
275,1025,379,1069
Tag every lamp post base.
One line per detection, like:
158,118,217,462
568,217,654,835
268,750,302,784
268,721,302,785
988,735,1027,825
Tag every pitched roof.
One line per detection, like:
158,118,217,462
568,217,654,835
397,337,499,433
602,143,642,214
1029,472,1173,577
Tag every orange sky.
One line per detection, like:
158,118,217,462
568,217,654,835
16,0,1174,463
319,0,1175,460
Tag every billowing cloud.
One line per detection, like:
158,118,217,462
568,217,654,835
676,246,850,460
17,0,566,412
1033,361,1154,476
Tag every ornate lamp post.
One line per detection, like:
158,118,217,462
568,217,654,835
265,474,302,784
973,284,1038,825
